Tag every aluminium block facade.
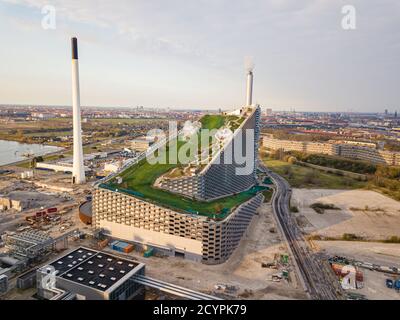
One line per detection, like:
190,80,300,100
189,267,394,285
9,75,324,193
159,106,261,200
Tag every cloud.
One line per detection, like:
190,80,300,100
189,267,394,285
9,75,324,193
1,0,220,63
1,0,400,110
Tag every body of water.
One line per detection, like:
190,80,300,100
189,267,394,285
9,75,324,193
0,140,63,166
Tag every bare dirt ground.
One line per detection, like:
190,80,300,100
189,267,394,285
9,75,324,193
316,241,400,300
290,188,400,300
316,241,400,267
104,203,308,300
0,170,90,236
291,189,400,240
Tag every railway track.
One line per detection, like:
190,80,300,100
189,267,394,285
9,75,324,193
261,165,342,300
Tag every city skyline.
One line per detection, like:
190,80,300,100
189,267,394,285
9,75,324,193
0,0,399,112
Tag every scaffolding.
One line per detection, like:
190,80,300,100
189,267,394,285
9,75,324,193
5,229,80,260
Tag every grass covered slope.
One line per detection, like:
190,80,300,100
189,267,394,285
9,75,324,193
200,115,226,130
101,113,261,218
103,148,261,217
200,114,244,131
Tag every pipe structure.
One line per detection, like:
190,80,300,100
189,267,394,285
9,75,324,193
71,37,85,184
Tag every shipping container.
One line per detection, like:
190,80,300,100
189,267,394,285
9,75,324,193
111,241,131,252
144,248,154,258
47,207,58,214
36,211,46,217
124,244,134,253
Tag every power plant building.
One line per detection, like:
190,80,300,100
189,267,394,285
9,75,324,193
92,71,264,264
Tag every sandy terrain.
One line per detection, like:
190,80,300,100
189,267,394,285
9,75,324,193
291,189,400,240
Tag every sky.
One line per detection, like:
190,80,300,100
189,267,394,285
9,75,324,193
0,0,399,112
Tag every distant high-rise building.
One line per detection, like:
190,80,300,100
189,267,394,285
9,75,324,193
395,111,398,118
266,108,273,116
71,37,85,184
385,109,388,115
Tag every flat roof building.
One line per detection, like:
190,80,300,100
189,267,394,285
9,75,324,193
37,247,145,300
130,137,155,152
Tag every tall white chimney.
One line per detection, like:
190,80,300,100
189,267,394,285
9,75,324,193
246,70,253,106
71,37,85,184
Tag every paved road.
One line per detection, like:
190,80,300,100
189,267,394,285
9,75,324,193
260,164,343,300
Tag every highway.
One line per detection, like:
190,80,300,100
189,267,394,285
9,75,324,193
260,164,343,300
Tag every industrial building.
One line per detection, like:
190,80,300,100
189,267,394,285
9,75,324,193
5,230,54,260
0,191,56,212
92,70,264,265
0,274,8,294
4,229,80,263
37,247,145,300
130,137,155,152
79,201,93,225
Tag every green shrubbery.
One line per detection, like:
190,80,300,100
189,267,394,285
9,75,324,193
310,202,340,214
293,152,376,175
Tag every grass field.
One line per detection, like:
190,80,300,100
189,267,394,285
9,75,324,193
263,159,366,189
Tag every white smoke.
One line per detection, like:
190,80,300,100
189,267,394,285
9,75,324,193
244,56,254,72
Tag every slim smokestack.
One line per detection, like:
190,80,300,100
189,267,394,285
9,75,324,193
71,37,85,184
246,70,253,106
